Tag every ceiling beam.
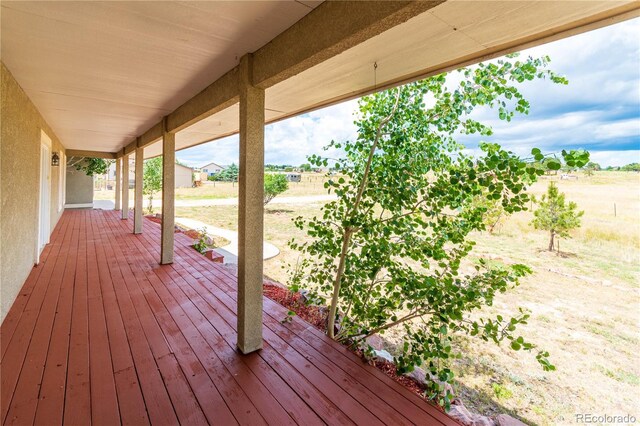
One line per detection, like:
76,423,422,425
124,140,137,156
166,68,239,134
125,0,440,154
252,1,443,89
66,149,117,159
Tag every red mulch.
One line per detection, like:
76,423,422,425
145,215,162,225
262,282,432,403
263,283,326,330
183,229,201,239
371,358,430,397
144,215,199,237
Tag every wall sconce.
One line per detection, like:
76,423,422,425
51,152,60,167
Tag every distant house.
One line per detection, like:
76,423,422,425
174,163,194,188
286,172,302,182
107,161,193,188
201,162,225,177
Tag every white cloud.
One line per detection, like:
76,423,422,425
590,150,640,167
594,119,640,140
264,100,359,165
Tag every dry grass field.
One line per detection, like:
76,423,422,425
112,171,640,425
93,172,332,201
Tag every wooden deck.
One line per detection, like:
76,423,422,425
1,209,457,425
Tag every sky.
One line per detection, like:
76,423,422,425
177,18,640,168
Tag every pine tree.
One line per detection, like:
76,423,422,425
531,182,583,251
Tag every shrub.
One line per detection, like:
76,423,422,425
193,227,209,254
264,173,289,205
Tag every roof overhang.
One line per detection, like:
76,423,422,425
2,1,639,159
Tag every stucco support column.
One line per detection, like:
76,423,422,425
237,54,265,354
115,157,121,211
133,144,144,234
121,154,129,220
160,123,175,264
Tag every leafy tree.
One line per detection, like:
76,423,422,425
143,157,163,214
582,161,600,176
586,161,600,171
300,163,312,172
531,182,583,251
72,157,111,176
218,163,239,182
621,162,640,172
467,193,506,234
289,54,588,409
264,173,289,205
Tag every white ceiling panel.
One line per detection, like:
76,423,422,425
1,0,316,151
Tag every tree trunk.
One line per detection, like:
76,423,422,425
548,231,555,251
327,229,352,339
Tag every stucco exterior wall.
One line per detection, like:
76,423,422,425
175,164,193,188
65,164,94,205
1,63,66,323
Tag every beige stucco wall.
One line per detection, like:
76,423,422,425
1,63,66,323
175,164,193,188
65,163,94,205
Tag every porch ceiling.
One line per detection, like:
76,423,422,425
0,1,319,153
2,1,638,158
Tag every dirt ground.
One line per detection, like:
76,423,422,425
128,171,640,425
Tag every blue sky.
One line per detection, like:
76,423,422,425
178,18,640,168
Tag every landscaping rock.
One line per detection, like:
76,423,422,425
448,399,496,426
299,289,309,303
373,349,394,363
406,367,427,384
495,414,527,426
448,400,474,425
475,417,497,426
403,367,455,399
365,335,385,351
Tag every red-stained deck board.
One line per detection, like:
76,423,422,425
86,211,120,426
125,212,458,426
0,214,64,360
98,215,179,426
0,211,72,419
92,212,149,425
108,220,235,426
127,220,358,425
64,211,92,424
1,209,459,426
3,212,78,426
128,214,459,426
117,222,285,425
32,212,80,425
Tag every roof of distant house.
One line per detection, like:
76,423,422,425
201,162,225,170
176,163,193,171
